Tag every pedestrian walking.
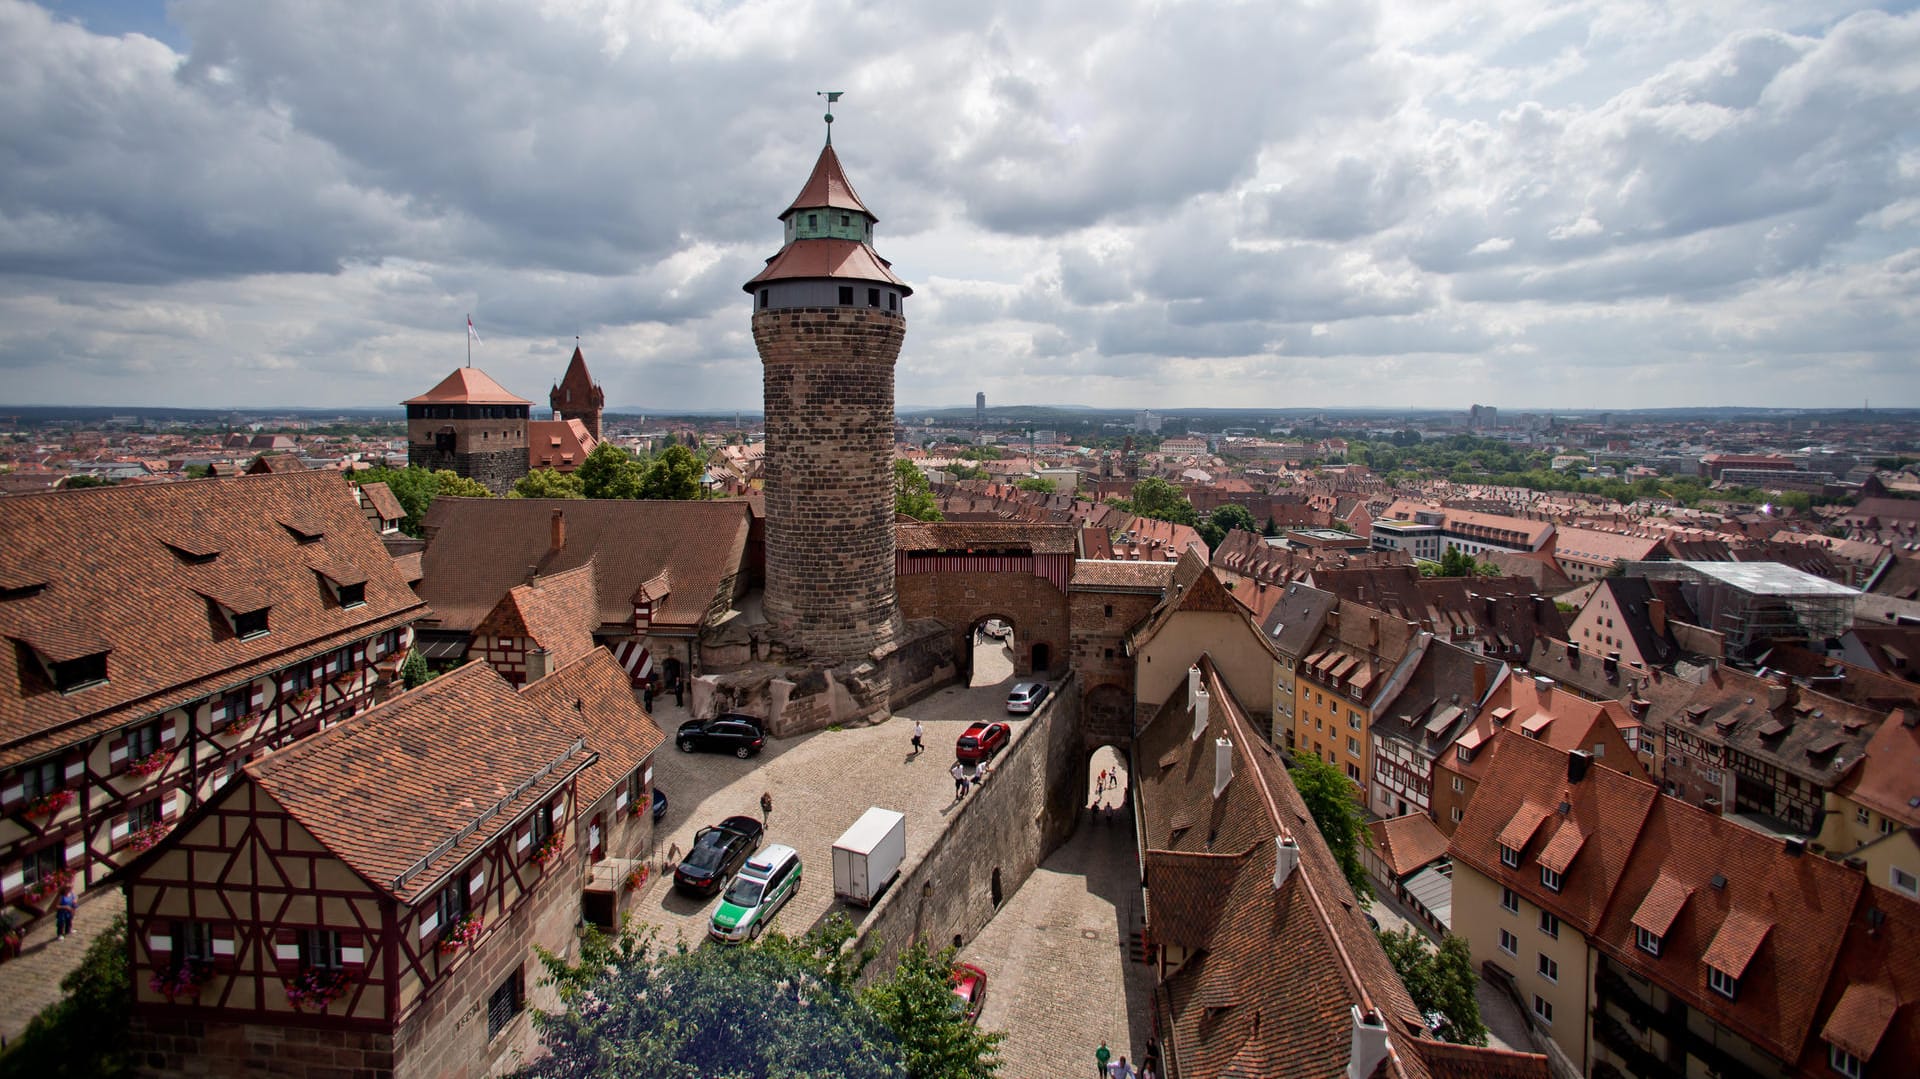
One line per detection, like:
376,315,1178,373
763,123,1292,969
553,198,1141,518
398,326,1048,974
760,790,774,824
55,887,76,940
1108,1055,1135,1079
643,681,655,710
1098,768,1108,792
673,675,685,708
951,761,968,801
911,720,925,757
1138,1061,1155,1079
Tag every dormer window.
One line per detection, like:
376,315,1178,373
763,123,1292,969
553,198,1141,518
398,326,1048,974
1636,926,1663,956
1829,1045,1864,1079
1708,964,1738,999
1541,866,1563,892
1457,745,1474,763
51,651,110,694
231,607,270,640
337,582,366,608
1500,843,1520,868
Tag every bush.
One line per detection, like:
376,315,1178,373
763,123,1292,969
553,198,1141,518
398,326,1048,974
0,915,132,1078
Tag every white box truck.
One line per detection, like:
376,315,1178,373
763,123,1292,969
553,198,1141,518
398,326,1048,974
832,807,906,907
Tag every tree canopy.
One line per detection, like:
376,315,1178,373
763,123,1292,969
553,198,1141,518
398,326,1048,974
1013,476,1055,494
1288,752,1372,900
1113,477,1196,526
638,444,705,500
511,468,585,499
523,915,999,1079
1376,930,1488,1046
894,459,942,521
1197,505,1257,549
576,442,647,500
356,465,492,536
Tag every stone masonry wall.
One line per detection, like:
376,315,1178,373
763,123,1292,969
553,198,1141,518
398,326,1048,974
407,445,528,497
895,571,1070,681
132,1016,397,1079
755,306,904,662
852,675,1085,983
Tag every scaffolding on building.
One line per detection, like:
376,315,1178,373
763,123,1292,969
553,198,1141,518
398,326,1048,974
1625,560,1858,655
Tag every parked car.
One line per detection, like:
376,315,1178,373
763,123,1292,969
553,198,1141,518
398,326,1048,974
709,843,802,943
677,713,766,758
1005,682,1050,714
951,962,988,1023
673,815,766,896
955,721,1010,763
651,785,669,822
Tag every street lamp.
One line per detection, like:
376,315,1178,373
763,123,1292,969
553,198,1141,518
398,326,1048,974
1095,1042,1111,1078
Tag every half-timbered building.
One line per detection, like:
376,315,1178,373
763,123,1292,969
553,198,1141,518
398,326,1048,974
123,651,662,1079
2,471,426,937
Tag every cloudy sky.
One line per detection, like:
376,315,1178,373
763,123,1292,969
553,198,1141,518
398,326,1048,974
3,0,1917,413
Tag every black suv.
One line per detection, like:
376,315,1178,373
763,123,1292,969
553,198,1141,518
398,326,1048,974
677,713,767,758
673,815,766,896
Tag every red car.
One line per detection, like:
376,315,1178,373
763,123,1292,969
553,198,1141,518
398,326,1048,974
951,962,988,1023
955,722,1009,763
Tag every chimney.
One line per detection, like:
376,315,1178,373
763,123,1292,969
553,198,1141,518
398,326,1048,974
1188,665,1202,709
1784,836,1807,858
1192,688,1211,742
1369,613,1380,649
1273,835,1300,889
1647,597,1666,636
1214,737,1234,798
525,564,539,585
1567,643,1581,668
1533,675,1554,702
525,646,550,683
550,509,566,553
1473,662,1489,703
1346,1007,1392,1079
1766,677,1790,712
1328,608,1341,634
1567,749,1591,784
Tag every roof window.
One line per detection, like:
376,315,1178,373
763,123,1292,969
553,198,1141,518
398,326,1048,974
50,651,110,694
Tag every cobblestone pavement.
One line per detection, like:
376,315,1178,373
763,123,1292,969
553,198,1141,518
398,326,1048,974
632,648,1025,949
1476,974,1534,1053
962,762,1152,1079
0,886,126,1044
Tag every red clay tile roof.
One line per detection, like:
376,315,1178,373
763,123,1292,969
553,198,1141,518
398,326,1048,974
528,418,598,472
1369,814,1451,879
1834,710,1920,826
781,143,872,218
359,480,405,521
245,660,593,902
1701,908,1773,980
744,237,911,291
552,346,600,407
1802,891,1920,1073
1496,802,1553,853
1413,1041,1552,1079
418,498,750,633
894,521,1077,555
1069,560,1178,591
474,562,599,670
402,366,532,406
520,648,664,806
1535,818,1587,875
1819,983,1898,1060
0,471,427,767
1629,873,1692,938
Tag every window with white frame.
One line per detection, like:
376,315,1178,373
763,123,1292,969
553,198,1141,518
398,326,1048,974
302,929,343,972
1532,995,1553,1025
1707,964,1738,1000
1538,953,1558,982
1451,807,1463,823
1892,866,1919,898
1828,1043,1863,1078
1452,776,1464,793
1502,887,1519,913
1636,926,1663,956
1498,929,1517,955
1856,807,1871,826
1539,911,1560,939
1541,866,1563,892
1500,843,1520,868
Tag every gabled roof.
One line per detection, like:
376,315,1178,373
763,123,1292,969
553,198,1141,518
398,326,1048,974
246,660,593,903
528,418,598,472
0,471,427,768
402,366,532,406
781,143,872,218
418,498,751,633
1833,710,1920,826
520,647,664,806
473,561,599,670
358,480,406,522
1368,814,1451,880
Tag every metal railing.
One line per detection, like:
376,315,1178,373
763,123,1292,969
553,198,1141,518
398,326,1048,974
391,736,589,892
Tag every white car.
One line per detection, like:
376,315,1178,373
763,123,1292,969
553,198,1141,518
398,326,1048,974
1006,682,1049,714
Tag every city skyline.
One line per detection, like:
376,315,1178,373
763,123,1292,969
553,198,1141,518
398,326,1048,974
3,0,1918,412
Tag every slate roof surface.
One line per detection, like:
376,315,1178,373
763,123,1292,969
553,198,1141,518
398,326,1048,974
1259,582,1338,658
417,498,750,633
0,471,427,766
402,366,532,406
246,660,592,903
521,647,664,806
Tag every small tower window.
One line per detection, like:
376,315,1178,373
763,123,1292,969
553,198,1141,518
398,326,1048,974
840,214,850,227
759,289,769,309
888,292,897,311
867,288,880,307
807,213,818,229
838,286,854,305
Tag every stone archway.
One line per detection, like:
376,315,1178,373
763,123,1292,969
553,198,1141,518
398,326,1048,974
965,614,1019,688
1083,683,1131,748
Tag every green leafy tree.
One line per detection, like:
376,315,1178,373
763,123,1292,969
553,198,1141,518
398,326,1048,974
524,925,906,1079
1288,752,1372,900
183,463,214,479
1120,477,1196,526
1376,930,1488,1046
511,468,585,499
946,462,989,482
62,474,116,489
1263,516,1281,537
1197,504,1257,548
399,649,431,689
432,470,492,499
1014,476,1055,494
576,442,646,500
1435,547,1478,578
357,465,489,537
4,914,133,1077
637,445,705,500
894,459,942,521
862,942,1003,1079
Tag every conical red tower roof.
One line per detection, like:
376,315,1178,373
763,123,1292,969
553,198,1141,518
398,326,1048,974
781,143,873,219
402,367,531,406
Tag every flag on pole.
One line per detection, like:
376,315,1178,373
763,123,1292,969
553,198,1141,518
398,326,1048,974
467,315,482,346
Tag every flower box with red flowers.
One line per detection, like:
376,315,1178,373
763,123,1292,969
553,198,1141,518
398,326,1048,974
150,959,211,1002
531,833,565,869
624,865,649,892
130,821,170,853
436,913,484,954
26,788,74,820
284,967,349,1012
23,868,72,907
128,750,174,778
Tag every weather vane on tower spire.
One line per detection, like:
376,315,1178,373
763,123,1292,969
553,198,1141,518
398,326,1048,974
817,90,843,145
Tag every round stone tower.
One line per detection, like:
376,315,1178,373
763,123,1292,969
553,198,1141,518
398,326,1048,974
745,129,912,661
